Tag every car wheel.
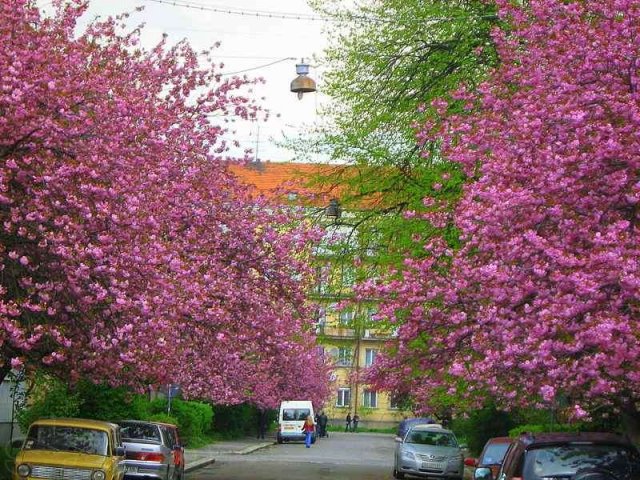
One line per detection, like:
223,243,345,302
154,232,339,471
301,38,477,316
277,436,283,444
393,468,405,479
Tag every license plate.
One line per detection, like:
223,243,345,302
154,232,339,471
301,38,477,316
421,462,444,470
125,466,138,473
284,426,294,430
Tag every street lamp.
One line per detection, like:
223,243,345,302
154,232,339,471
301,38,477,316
290,59,317,100
325,198,341,220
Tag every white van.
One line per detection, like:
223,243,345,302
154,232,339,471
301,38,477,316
277,400,315,444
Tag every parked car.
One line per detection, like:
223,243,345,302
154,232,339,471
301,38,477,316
478,431,640,480
118,420,184,480
13,417,125,480
396,417,439,441
465,437,512,479
155,423,185,480
393,423,464,480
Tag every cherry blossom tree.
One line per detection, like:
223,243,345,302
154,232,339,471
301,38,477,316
0,0,330,408
365,0,640,431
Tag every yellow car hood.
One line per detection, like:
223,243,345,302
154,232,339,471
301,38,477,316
16,450,109,470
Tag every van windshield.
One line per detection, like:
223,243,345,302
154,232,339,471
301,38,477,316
282,408,310,421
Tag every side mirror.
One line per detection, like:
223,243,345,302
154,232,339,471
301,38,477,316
464,458,478,467
474,467,493,480
11,439,24,449
394,436,403,443
115,446,126,457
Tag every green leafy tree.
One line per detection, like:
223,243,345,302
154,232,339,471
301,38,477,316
15,375,80,432
296,0,498,268
296,0,500,415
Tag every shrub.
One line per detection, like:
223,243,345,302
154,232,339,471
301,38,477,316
450,404,515,455
148,398,214,446
15,377,80,432
509,423,583,437
211,404,256,439
75,382,141,421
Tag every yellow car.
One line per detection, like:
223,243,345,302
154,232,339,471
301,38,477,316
14,418,126,480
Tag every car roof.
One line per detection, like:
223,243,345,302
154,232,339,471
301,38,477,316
410,424,451,433
118,420,176,428
485,436,512,444
31,418,119,431
401,417,436,424
152,422,178,428
519,432,632,447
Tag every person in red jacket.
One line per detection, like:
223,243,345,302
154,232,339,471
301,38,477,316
301,415,315,448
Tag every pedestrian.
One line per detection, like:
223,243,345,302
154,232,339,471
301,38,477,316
352,413,360,432
319,411,328,438
345,412,352,432
301,415,315,448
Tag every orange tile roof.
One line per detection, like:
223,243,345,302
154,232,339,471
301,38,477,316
228,161,347,206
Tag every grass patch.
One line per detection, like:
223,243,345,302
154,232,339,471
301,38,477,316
0,445,19,480
326,425,395,434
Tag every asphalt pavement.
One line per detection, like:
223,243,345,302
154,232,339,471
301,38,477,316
184,435,275,473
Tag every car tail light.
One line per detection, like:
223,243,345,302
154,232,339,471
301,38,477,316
127,452,165,462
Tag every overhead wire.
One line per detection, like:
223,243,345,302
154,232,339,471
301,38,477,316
141,0,498,24
142,0,327,21
219,57,296,76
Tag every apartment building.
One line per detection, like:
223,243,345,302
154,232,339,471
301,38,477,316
230,161,407,429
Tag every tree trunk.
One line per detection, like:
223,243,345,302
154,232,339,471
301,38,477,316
0,362,11,386
621,403,640,445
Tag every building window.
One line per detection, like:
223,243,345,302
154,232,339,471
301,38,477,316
336,347,352,366
364,348,377,367
363,390,377,408
341,266,355,287
389,395,400,410
339,310,354,326
315,308,326,334
336,388,351,407
315,266,328,294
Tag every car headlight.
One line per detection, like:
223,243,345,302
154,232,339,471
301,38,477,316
401,450,415,460
17,464,31,477
91,470,106,480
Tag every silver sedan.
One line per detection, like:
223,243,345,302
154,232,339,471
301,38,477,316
393,424,465,480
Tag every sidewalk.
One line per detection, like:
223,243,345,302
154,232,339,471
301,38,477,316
184,435,275,473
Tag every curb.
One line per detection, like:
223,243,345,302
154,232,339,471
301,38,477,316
184,458,216,473
236,441,275,455
184,441,274,473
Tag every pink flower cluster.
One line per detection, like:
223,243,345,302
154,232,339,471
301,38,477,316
365,0,640,417
0,0,330,408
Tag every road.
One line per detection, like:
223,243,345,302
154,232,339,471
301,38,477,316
187,431,395,480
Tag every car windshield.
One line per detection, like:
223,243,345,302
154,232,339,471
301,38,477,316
480,443,510,465
406,430,457,447
282,408,310,421
524,444,640,479
24,425,109,456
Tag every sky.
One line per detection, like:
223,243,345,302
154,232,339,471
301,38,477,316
39,0,333,163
